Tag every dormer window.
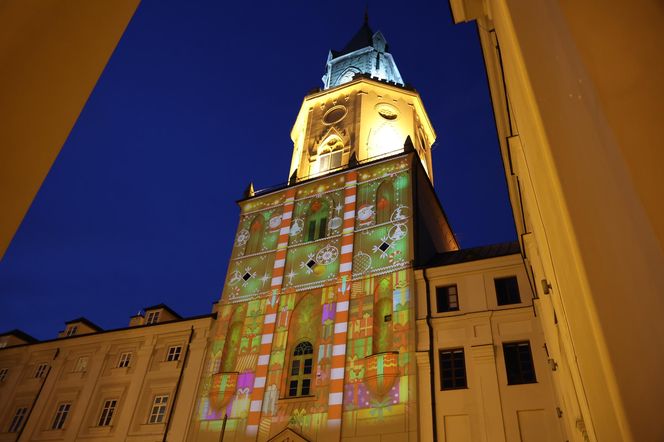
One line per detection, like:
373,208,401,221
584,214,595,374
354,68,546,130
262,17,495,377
65,325,78,337
145,310,160,325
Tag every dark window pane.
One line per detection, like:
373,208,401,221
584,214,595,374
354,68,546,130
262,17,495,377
301,379,311,395
308,221,316,242
495,276,521,305
303,358,312,374
439,348,466,390
289,380,298,396
436,286,459,312
503,342,537,384
291,360,300,375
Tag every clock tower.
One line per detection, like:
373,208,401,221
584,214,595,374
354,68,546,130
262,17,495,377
189,18,457,442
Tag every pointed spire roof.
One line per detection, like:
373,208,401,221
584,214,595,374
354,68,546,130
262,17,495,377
338,16,375,56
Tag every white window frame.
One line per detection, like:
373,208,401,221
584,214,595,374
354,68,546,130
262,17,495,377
97,399,117,427
65,325,78,336
8,407,27,433
0,367,8,381
118,352,132,368
148,395,168,424
51,403,71,430
166,346,182,362
34,363,49,378
145,310,161,325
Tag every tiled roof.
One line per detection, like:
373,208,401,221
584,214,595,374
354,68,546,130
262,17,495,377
422,241,521,268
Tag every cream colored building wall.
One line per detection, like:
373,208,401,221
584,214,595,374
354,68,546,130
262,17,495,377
0,0,140,260
448,1,664,440
0,316,212,441
415,254,562,442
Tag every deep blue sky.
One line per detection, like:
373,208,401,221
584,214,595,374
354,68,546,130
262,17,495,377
0,1,515,340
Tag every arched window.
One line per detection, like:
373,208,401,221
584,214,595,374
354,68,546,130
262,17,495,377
373,278,393,354
376,180,395,224
287,341,314,397
318,136,343,174
245,215,264,255
306,199,329,242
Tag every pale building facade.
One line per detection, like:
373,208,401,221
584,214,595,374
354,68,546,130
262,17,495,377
447,1,664,441
0,305,214,441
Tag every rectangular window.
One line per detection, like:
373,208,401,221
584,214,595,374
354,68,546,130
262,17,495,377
0,367,8,381
503,341,537,384
8,407,27,433
495,276,521,305
439,348,467,390
74,356,89,373
436,285,459,312
65,325,78,336
320,154,330,172
97,399,117,426
330,150,342,169
51,403,71,430
148,395,168,424
118,352,132,368
34,363,49,378
166,346,182,362
145,311,160,325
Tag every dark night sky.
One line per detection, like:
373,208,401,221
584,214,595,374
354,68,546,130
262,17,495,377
0,1,515,340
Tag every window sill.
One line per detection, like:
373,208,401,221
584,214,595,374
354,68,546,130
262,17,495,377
277,394,317,404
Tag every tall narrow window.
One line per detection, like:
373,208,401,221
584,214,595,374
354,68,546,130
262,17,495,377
65,325,78,336
149,395,169,424
220,305,246,373
34,363,49,378
8,407,27,433
145,310,160,324
305,199,329,242
375,180,395,224
98,399,117,426
503,341,537,385
51,403,71,430
439,349,467,390
245,215,265,255
118,352,132,368
287,342,314,397
436,285,459,312
166,346,182,362
495,276,521,305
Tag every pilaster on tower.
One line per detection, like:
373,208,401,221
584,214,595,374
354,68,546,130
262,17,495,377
288,20,436,184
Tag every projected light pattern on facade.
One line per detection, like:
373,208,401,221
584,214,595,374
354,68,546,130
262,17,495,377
193,156,418,441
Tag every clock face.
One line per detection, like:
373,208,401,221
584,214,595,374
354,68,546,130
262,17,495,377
323,105,347,125
375,103,399,120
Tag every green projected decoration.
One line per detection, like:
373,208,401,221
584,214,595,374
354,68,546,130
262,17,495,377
195,156,419,441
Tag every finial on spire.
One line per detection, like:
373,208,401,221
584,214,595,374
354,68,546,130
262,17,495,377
244,182,255,198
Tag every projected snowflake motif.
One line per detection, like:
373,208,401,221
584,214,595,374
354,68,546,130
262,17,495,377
372,236,392,259
259,272,270,287
316,244,339,265
299,252,317,274
289,218,304,236
235,228,250,247
286,269,297,284
229,266,257,287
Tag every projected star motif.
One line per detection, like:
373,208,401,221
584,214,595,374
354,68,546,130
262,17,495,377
260,273,270,287
286,269,297,284
335,203,343,214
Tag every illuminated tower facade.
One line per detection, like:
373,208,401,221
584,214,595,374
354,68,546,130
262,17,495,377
188,20,457,442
